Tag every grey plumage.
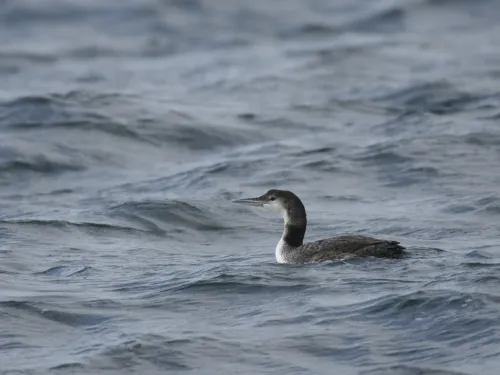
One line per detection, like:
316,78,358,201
234,189,406,264
280,234,405,264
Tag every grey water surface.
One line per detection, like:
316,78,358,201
1,0,500,374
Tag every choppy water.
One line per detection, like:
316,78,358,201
1,0,500,374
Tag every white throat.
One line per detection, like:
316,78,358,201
263,200,290,224
263,200,292,263
275,237,288,263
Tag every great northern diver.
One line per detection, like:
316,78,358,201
234,189,406,264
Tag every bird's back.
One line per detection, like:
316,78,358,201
288,235,405,263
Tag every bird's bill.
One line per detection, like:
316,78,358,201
233,196,264,206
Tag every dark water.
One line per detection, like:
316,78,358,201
1,0,500,374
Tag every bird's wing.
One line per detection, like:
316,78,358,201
299,235,404,262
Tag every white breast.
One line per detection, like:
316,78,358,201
275,238,288,264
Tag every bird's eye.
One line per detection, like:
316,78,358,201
270,196,275,201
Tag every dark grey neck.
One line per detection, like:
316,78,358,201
282,195,307,248
283,224,306,248
281,192,307,248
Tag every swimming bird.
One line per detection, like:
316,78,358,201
234,189,405,264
